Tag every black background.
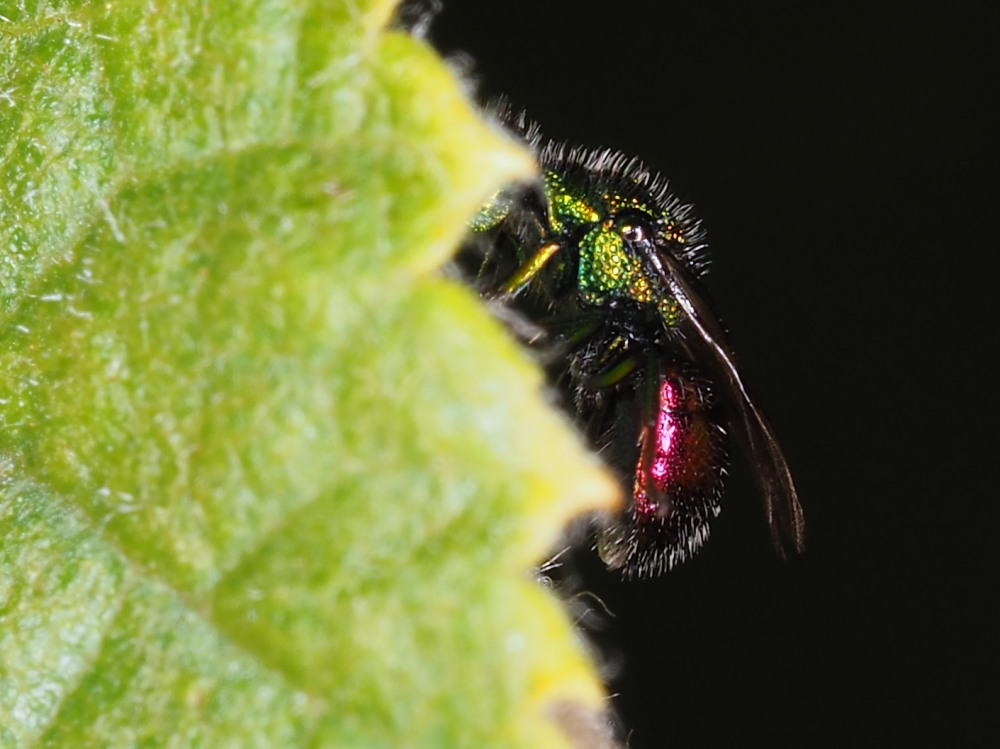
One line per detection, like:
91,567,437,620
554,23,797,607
425,3,996,747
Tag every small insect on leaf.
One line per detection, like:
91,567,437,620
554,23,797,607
457,105,805,578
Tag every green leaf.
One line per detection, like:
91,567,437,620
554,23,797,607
0,1,617,746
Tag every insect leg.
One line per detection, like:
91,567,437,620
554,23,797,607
500,240,563,296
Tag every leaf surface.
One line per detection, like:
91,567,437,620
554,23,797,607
0,1,616,746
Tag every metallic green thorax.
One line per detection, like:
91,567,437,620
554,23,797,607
472,170,691,327
543,171,686,325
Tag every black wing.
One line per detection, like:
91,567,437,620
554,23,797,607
638,242,806,558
